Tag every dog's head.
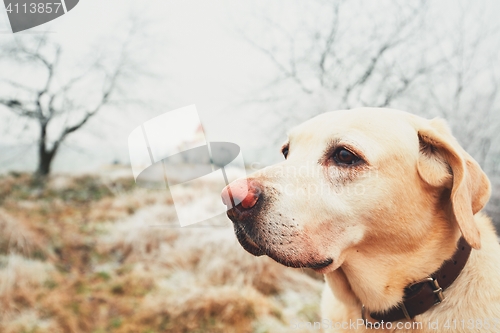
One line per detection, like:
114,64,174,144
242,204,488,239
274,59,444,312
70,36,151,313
221,108,490,274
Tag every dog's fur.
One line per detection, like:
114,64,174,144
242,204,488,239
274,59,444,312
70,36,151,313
225,108,500,332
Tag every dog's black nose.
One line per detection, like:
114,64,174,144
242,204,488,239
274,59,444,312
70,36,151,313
221,179,262,209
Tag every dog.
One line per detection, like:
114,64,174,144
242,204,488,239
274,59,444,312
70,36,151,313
221,108,500,332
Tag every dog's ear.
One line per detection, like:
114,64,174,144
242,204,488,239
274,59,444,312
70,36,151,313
417,118,491,249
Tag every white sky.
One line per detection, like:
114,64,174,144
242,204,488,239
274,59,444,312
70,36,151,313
0,0,280,172
0,0,499,173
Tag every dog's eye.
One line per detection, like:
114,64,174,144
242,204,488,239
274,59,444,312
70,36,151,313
282,146,289,159
333,148,360,165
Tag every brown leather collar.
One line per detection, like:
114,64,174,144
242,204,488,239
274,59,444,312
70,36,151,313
367,237,471,322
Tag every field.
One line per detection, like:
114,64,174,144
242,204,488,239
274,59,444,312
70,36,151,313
0,171,324,333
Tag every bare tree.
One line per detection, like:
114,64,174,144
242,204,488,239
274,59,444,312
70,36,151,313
0,33,138,176
240,0,438,134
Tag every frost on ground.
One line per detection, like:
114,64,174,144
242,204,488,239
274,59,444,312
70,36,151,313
0,172,324,333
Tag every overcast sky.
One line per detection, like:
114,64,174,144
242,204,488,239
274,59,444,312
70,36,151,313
0,0,499,174
0,0,280,173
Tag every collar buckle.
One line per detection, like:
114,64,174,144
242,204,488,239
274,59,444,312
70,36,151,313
409,276,445,304
431,278,445,303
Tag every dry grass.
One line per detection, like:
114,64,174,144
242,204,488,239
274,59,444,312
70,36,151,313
0,172,323,333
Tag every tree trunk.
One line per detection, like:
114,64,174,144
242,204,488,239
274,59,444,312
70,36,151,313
36,148,55,176
36,121,56,177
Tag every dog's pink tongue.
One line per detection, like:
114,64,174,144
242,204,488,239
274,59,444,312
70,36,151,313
241,192,259,209
221,180,261,209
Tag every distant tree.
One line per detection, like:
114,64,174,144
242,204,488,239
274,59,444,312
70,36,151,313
0,32,140,176
239,0,442,140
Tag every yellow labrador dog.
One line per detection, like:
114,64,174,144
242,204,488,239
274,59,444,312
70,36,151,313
221,108,500,332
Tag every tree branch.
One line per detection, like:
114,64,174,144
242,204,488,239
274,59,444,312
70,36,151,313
319,2,341,87
239,31,313,94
